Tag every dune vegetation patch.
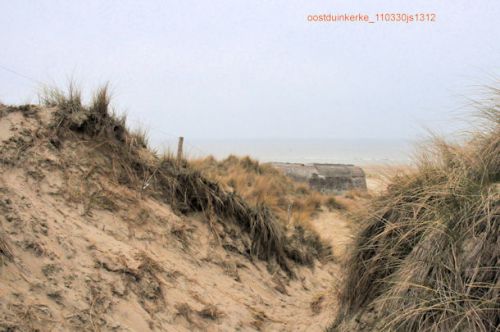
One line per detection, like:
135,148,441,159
192,155,355,259
192,155,346,223
331,90,499,331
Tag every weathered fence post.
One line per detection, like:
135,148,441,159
177,136,184,162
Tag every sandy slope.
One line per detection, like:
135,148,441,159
0,106,352,331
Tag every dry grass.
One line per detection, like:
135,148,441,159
39,84,330,276
0,233,14,265
192,155,345,222
331,90,499,331
0,303,57,331
192,155,343,262
197,304,225,320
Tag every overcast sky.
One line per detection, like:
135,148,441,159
1,0,499,141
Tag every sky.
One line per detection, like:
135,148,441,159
1,0,499,143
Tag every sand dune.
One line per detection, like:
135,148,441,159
0,104,356,331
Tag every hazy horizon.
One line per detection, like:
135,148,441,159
148,137,414,165
1,0,499,142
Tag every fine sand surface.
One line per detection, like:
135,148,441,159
311,211,354,263
0,106,358,331
363,164,412,194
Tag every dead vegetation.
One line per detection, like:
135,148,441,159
197,304,225,320
0,303,57,332
192,155,346,224
310,294,325,315
37,84,329,275
331,90,500,331
95,251,165,317
192,155,352,263
0,233,13,264
63,283,113,332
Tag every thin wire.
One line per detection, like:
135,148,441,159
0,64,44,85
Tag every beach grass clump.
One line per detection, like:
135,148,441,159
331,91,499,331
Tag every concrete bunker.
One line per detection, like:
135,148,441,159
271,162,367,193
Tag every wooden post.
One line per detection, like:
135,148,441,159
177,136,184,162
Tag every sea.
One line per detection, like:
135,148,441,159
155,138,415,165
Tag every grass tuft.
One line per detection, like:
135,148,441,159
0,233,14,265
331,90,500,331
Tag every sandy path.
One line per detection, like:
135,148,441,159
311,211,354,262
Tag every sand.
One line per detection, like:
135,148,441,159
0,105,361,331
